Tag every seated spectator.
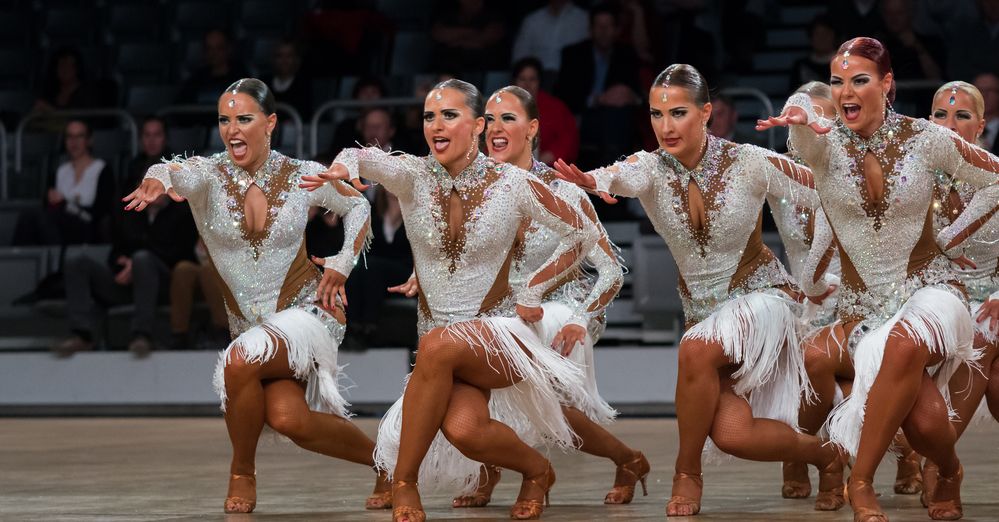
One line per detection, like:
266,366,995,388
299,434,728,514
169,240,229,350
512,0,589,72
359,106,399,151
789,15,838,91
654,3,718,85
826,0,886,41
554,3,641,114
263,39,312,118
975,72,999,153
708,94,766,147
876,0,944,81
177,29,249,104
325,76,386,158
125,117,170,188
430,0,507,72
13,120,115,246
513,57,579,164
55,166,199,357
33,46,97,112
943,0,999,80
345,185,412,348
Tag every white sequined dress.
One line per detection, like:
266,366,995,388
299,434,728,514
786,92,999,455
333,148,597,493
145,151,371,417
590,135,820,440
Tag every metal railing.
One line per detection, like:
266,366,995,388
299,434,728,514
14,108,139,174
156,103,305,158
719,87,776,149
0,122,7,200
310,97,423,158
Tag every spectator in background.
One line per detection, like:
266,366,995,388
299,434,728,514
512,0,589,72
943,0,999,81
344,185,411,348
264,39,312,118
789,15,837,91
825,0,885,41
359,106,402,152
169,240,228,350
13,120,115,246
177,29,249,104
513,57,579,164
33,47,96,112
125,117,170,188
555,3,641,114
655,1,718,85
876,0,944,81
708,94,765,146
430,0,507,72
327,76,386,157
55,166,198,357
975,72,999,154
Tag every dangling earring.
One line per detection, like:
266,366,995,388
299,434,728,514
465,133,475,161
266,133,272,150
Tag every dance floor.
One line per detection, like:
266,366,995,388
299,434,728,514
2,417,997,521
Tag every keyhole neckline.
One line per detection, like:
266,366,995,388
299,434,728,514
224,150,278,193
427,153,492,193
657,134,723,188
835,109,902,151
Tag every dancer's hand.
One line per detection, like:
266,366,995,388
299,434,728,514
806,283,838,305
755,106,832,134
976,299,999,336
950,255,977,270
517,304,544,323
552,324,586,357
388,273,420,297
553,159,617,204
122,178,183,211
300,163,369,192
312,256,347,310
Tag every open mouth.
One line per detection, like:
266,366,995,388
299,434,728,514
432,136,450,153
842,103,861,122
490,137,508,152
663,137,681,148
229,139,248,159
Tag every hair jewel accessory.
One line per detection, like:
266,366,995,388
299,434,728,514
433,89,443,101
660,70,674,102
949,86,958,105
494,94,502,104
841,41,855,70
228,79,246,107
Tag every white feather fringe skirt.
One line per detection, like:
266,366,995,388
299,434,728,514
823,286,978,457
213,306,350,419
374,315,587,496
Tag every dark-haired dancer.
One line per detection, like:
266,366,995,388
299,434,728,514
759,37,999,521
124,79,391,514
556,64,844,517
304,78,597,521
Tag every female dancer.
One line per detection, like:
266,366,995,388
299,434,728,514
303,79,597,521
758,37,999,521
448,85,645,509
920,80,999,505
123,79,390,514
555,64,845,517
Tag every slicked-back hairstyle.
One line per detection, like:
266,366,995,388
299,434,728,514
934,81,985,119
489,85,540,149
431,78,485,118
223,78,276,115
652,64,710,107
835,37,896,103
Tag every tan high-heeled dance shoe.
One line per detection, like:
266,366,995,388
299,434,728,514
604,451,650,504
365,468,393,510
453,465,501,508
894,448,924,494
510,463,556,520
781,461,812,499
391,480,426,522
223,473,257,514
927,465,963,521
847,478,888,522
815,450,846,511
665,472,702,517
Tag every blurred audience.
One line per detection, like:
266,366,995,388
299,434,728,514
975,72,999,153
513,57,579,165
345,185,412,348
512,0,589,72
33,47,97,112
709,94,766,147
431,0,508,72
826,0,885,41
327,76,387,157
13,120,115,246
263,39,312,118
125,117,170,189
56,160,198,357
654,2,718,85
177,29,249,104
876,0,944,81
943,0,999,80
789,15,837,91
169,241,228,350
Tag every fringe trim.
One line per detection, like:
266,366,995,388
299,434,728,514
823,287,977,457
971,300,999,344
213,308,350,418
374,316,586,495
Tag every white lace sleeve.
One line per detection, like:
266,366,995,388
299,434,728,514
566,195,624,327
143,155,212,206
333,147,417,198
751,147,820,209
783,93,831,172
590,151,654,198
800,210,838,297
301,161,373,277
931,125,999,257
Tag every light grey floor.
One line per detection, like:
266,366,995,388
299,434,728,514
1,418,996,521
